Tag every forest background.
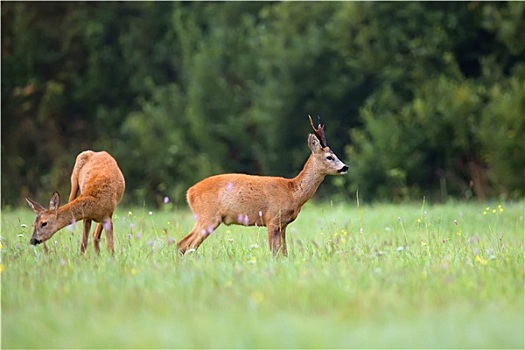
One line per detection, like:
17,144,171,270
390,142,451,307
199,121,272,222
2,1,524,207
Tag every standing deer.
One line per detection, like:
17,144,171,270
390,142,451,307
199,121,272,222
177,115,348,256
26,150,125,254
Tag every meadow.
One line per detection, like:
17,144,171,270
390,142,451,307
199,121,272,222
1,200,524,348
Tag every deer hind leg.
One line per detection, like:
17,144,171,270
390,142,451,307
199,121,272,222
81,219,92,253
93,223,103,254
102,218,115,255
177,215,220,254
268,224,288,257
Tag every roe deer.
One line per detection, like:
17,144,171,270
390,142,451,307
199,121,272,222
177,116,348,256
26,150,125,254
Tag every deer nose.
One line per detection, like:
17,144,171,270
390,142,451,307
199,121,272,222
30,237,41,245
338,165,349,174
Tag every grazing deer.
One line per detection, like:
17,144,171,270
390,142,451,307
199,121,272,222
177,115,348,256
26,150,125,254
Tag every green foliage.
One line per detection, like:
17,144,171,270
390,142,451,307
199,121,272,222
2,2,523,206
2,202,524,348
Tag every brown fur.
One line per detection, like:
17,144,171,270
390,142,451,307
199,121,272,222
26,150,125,254
177,132,348,256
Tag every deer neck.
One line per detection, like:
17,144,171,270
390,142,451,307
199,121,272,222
291,155,326,206
55,197,93,228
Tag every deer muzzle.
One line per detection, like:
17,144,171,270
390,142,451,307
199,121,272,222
338,165,349,174
30,237,42,245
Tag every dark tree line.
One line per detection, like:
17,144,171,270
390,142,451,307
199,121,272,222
2,1,524,207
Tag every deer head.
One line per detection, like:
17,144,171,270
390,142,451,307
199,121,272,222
26,192,62,245
308,115,348,175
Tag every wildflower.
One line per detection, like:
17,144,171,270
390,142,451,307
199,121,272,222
454,219,458,225
0,264,4,273
167,237,175,246
60,258,67,266
0,242,2,250
397,216,402,222
127,233,132,240
423,211,428,217
149,211,153,216
128,211,133,216
130,268,138,275
135,232,141,240
164,196,169,204
103,220,112,232
498,204,503,213
66,218,76,232
475,255,488,266
416,218,421,224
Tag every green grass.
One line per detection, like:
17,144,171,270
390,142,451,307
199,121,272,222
2,200,524,348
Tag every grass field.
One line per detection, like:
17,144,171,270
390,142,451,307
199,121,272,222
1,200,524,348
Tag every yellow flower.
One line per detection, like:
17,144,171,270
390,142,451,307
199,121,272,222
0,242,2,250
0,264,4,273
130,268,138,275
475,255,488,266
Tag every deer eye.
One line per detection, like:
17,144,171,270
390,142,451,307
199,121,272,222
41,222,48,228
326,156,334,161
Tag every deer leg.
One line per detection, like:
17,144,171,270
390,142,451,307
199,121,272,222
81,219,92,253
268,224,288,256
177,217,220,254
93,223,103,254
102,219,115,255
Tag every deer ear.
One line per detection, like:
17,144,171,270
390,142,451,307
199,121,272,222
26,197,46,214
49,192,60,215
308,134,322,153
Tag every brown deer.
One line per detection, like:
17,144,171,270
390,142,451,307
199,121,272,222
177,115,348,256
26,150,125,254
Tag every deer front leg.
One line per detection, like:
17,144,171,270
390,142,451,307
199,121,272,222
268,224,288,257
81,219,92,253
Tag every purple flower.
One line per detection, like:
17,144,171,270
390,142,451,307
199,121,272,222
103,220,112,232
164,196,169,204
167,237,175,246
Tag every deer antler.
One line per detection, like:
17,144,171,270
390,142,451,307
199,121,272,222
308,115,327,148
